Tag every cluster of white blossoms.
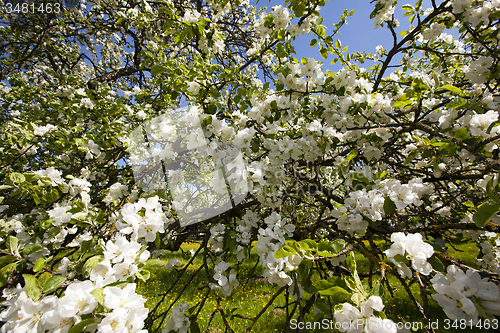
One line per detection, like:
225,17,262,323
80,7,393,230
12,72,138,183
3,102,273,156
333,178,432,234
334,296,397,333
451,0,500,27
431,265,500,325
209,223,225,253
81,97,95,109
0,281,93,333
116,196,168,243
465,56,494,84
372,0,398,28
34,167,64,186
182,9,201,24
162,303,191,333
103,182,129,205
421,22,445,42
90,236,150,287
255,212,301,289
33,123,57,136
385,232,434,278
209,260,239,297
477,232,500,271
0,280,148,333
98,284,148,333
272,5,291,30
235,211,259,245
468,110,500,137
82,139,101,159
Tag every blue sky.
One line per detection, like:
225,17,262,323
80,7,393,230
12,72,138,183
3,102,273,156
255,0,430,72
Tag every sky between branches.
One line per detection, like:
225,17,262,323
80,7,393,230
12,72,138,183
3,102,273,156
256,0,453,73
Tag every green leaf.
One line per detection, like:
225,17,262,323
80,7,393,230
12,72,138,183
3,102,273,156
143,259,167,269
345,149,358,162
7,236,19,256
155,232,162,250
90,287,104,305
151,64,168,75
440,85,462,95
298,239,318,251
486,177,500,204
274,245,297,258
446,98,467,109
68,319,96,333
206,104,217,115
43,275,66,294
428,255,444,272
9,172,25,184
251,137,260,153
22,243,44,256
369,280,382,297
383,197,397,215
203,115,212,126
276,44,287,58
0,255,16,267
310,39,317,47
42,188,59,203
404,150,418,165
317,240,343,257
314,279,334,290
33,258,46,273
209,87,221,98
0,263,17,287
393,253,408,264
370,2,384,19
331,239,346,254
438,143,457,157
23,274,42,301
351,292,364,306
32,193,41,205
454,128,468,141
190,321,201,333
473,203,500,227
318,285,350,297
136,269,150,282
393,98,412,108
320,48,329,59
83,255,103,272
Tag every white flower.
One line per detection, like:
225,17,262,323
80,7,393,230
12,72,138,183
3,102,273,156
10,293,58,333
360,296,385,317
183,9,200,24
162,303,190,333
81,97,94,109
469,110,499,137
186,81,200,95
385,232,434,277
103,284,146,310
58,280,97,317
48,204,73,226
335,296,396,333
34,124,57,136
334,303,362,333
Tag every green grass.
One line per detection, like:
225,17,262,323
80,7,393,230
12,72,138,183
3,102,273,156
137,237,496,332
